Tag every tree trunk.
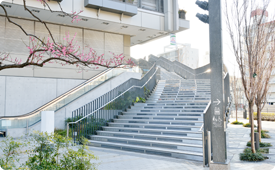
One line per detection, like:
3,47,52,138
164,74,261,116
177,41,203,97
236,107,238,122
257,106,262,142
249,102,256,153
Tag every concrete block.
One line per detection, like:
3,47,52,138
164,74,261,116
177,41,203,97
210,160,230,170
41,111,54,134
7,128,26,138
141,12,160,30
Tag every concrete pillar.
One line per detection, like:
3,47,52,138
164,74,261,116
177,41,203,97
208,0,230,169
41,111,55,134
123,35,131,60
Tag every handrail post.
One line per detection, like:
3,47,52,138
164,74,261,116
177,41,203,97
208,131,211,166
202,131,205,167
67,123,69,138
26,119,29,136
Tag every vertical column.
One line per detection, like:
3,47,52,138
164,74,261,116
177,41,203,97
209,0,229,168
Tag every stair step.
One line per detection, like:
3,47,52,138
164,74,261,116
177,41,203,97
130,106,207,109
102,126,202,137
118,115,203,120
108,123,201,131
134,102,209,106
122,113,203,117
95,131,203,144
90,136,203,152
113,119,203,126
127,108,204,113
88,140,203,161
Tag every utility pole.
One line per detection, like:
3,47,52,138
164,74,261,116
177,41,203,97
196,0,230,169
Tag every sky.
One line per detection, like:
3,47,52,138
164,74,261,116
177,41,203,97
130,0,275,77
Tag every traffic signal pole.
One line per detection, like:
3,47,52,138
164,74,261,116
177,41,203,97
196,0,230,169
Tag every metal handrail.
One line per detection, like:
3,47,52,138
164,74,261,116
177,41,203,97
201,101,210,167
66,64,158,137
203,101,211,114
151,55,212,76
207,131,211,166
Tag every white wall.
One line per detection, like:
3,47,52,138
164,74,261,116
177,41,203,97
0,75,85,117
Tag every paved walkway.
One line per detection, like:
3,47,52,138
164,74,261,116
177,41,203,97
1,118,274,169
89,118,275,170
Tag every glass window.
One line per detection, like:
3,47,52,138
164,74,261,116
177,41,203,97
137,0,164,13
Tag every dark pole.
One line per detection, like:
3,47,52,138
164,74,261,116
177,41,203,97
196,0,229,167
209,0,226,164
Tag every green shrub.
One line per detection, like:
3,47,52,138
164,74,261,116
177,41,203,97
60,138,98,170
23,132,98,170
246,141,272,147
55,129,67,137
0,137,24,169
231,121,243,125
133,96,146,103
239,148,266,161
243,123,256,127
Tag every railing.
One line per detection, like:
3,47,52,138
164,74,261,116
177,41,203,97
67,64,159,142
202,101,211,167
0,66,142,131
149,55,211,79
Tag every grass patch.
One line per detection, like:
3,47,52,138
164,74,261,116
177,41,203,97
249,130,271,138
246,141,272,147
243,123,256,127
54,129,67,137
255,130,269,133
258,148,269,154
240,148,267,161
253,112,275,121
262,133,271,138
231,121,243,125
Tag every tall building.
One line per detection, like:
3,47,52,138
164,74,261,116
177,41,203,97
199,51,210,67
0,0,189,117
158,43,199,69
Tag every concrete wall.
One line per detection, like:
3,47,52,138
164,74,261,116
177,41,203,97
5,71,141,137
0,75,85,116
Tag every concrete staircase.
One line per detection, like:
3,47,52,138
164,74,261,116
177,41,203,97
88,77,210,161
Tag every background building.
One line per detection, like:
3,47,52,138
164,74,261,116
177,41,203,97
158,43,199,69
199,51,210,67
247,9,275,105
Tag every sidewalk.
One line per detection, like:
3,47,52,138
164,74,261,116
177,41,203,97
89,118,275,170
228,118,275,170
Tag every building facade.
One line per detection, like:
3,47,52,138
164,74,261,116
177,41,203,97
0,0,189,117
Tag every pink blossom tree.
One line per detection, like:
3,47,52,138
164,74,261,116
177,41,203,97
0,0,134,71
